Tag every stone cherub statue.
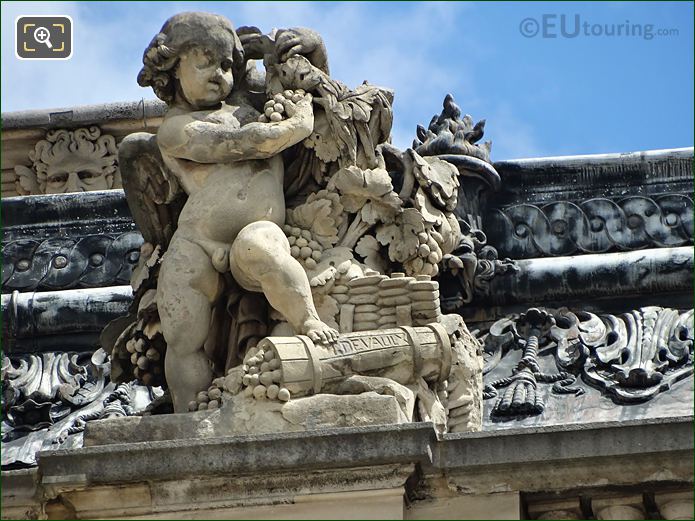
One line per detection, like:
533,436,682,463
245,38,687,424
121,12,339,411
108,11,486,432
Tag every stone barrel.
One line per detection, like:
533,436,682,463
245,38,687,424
254,324,452,398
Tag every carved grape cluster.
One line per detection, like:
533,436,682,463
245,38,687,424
258,89,306,123
125,335,164,387
283,225,323,269
188,377,225,412
241,345,290,401
404,231,443,277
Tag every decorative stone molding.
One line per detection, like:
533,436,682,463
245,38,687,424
655,491,694,520
485,147,694,260
526,498,583,520
483,308,583,417
482,306,693,419
1,348,156,469
551,307,694,404
592,495,646,520
2,232,143,292
487,195,694,259
13,126,122,195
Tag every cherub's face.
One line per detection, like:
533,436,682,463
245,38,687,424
176,45,234,108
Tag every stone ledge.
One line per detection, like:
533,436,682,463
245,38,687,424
44,465,413,519
434,415,694,470
492,147,694,201
1,100,166,132
2,190,132,231
37,422,435,486
37,416,693,489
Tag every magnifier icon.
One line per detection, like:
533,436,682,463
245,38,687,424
33,26,53,49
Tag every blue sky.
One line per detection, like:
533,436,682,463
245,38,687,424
2,1,693,160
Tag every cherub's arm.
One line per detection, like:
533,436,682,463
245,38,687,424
238,26,329,75
159,96,314,164
275,28,329,75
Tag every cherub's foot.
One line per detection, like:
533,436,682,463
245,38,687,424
302,319,339,345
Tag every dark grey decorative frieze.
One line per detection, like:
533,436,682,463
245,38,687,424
2,232,143,292
483,309,583,417
2,350,109,430
2,191,141,293
2,287,133,353
482,306,693,420
487,194,693,259
486,147,694,259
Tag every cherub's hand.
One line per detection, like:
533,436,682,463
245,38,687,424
237,26,268,60
282,92,313,119
275,28,329,73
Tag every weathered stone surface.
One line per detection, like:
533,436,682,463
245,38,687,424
474,246,694,307
405,493,521,520
654,490,694,520
41,465,413,520
2,100,166,132
43,422,435,485
433,416,693,475
85,392,412,445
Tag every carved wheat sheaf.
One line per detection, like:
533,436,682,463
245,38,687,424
487,195,694,258
2,231,144,292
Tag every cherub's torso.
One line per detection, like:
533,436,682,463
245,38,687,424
159,103,286,246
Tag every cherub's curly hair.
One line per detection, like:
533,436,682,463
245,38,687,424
137,12,245,104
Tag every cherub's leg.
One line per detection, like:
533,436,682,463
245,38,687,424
230,221,339,344
158,236,221,412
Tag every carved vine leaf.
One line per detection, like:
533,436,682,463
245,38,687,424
355,235,388,273
411,154,460,212
328,166,402,225
376,208,425,263
439,212,463,256
308,247,356,288
414,188,445,226
286,190,345,248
